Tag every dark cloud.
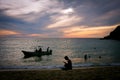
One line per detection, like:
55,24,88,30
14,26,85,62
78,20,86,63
0,12,23,36
0,9,38,33
71,0,120,27
0,9,26,26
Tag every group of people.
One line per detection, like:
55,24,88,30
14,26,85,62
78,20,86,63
35,47,51,53
35,47,103,71
84,54,102,61
62,54,102,70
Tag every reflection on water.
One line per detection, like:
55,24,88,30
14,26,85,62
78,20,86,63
23,57,42,62
0,38,120,69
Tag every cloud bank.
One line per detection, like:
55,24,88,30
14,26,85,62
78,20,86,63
0,0,120,38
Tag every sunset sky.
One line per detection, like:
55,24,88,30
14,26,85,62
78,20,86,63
0,0,120,38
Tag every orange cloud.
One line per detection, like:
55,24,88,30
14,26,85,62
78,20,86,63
28,34,47,37
0,30,48,38
63,25,116,38
0,29,20,36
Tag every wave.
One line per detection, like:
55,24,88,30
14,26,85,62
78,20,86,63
0,63,120,70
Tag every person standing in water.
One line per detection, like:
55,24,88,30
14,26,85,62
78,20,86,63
84,54,88,61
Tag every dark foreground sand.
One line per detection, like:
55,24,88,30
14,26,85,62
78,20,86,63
0,66,120,80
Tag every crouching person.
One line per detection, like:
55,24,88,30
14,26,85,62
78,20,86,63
62,56,72,70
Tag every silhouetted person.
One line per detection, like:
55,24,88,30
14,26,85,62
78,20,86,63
49,50,52,54
47,47,49,52
38,47,42,52
84,54,88,61
88,55,91,59
99,56,101,59
62,56,72,70
35,49,38,52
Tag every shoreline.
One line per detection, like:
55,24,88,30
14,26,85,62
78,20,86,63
0,65,119,71
0,66,120,80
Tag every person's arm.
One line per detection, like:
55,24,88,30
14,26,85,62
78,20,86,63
63,61,67,64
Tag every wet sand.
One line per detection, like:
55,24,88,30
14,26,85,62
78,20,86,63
0,66,120,80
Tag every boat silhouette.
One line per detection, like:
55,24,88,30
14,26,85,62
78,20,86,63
22,49,52,58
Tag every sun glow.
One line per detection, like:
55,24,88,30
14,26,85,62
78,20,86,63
28,34,47,37
61,8,74,14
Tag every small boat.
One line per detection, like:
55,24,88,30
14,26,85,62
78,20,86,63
22,50,52,58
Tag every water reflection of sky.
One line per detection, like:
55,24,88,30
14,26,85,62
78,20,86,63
0,38,120,68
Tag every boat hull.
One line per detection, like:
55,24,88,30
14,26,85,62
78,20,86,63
22,50,52,58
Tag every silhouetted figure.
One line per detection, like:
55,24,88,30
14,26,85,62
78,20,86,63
62,56,72,70
84,54,88,61
88,55,91,59
49,49,52,54
38,47,42,52
94,47,96,49
99,56,101,59
47,47,49,52
35,49,38,52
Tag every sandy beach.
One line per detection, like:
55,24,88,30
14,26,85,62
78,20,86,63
0,66,120,80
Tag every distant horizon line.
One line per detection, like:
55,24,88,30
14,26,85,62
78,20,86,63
0,36,102,39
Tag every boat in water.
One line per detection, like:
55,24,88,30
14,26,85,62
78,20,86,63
22,49,52,58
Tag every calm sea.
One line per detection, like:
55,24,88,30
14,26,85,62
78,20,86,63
0,38,120,69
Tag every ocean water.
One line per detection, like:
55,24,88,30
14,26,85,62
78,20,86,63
0,38,120,69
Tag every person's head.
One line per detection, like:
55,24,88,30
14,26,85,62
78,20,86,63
64,56,69,60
